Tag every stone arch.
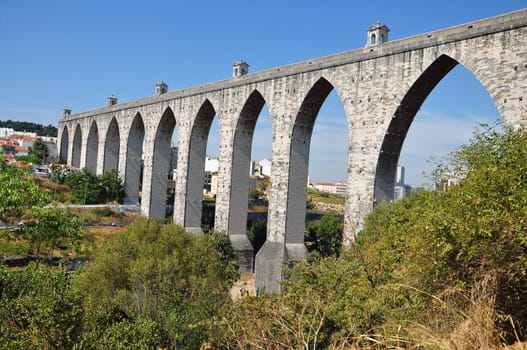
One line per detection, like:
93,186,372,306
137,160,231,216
85,120,99,173
228,90,267,234
374,54,459,203
286,77,335,245
59,125,69,162
124,112,145,204
104,117,120,173
185,99,216,230
148,107,177,219
71,124,82,168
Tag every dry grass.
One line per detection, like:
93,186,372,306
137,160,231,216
229,273,255,300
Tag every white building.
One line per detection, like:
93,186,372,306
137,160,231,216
394,165,409,200
259,158,272,177
205,156,219,172
314,182,337,194
0,128,15,138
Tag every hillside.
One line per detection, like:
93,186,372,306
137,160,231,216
0,119,57,137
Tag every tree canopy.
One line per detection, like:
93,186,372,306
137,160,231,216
63,168,125,204
0,119,57,137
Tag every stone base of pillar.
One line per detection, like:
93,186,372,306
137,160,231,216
254,240,286,293
185,226,203,235
122,196,139,205
285,243,308,263
230,234,254,274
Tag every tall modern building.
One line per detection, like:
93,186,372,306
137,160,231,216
394,165,406,200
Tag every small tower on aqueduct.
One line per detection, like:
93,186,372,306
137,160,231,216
232,60,249,77
366,20,390,47
155,81,168,95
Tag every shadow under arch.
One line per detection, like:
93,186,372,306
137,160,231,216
148,107,177,219
229,89,267,235
124,112,145,204
85,120,99,173
104,117,120,173
286,77,335,248
185,99,216,231
71,124,82,168
374,54,459,203
59,125,69,162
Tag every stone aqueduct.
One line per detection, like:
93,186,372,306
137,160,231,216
58,9,527,291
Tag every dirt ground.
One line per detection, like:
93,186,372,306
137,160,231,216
229,273,255,300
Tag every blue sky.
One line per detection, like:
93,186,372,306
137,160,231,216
1,1,524,185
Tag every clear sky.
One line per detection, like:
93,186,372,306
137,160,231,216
1,1,524,185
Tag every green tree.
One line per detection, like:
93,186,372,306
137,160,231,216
23,206,84,258
306,215,343,257
64,168,101,204
0,263,84,349
0,164,50,224
28,138,49,164
63,169,125,204
73,218,237,349
247,220,266,254
99,170,125,203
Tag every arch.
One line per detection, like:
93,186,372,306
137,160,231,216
229,90,266,234
148,107,177,218
286,77,334,245
374,54,459,203
185,99,216,229
103,117,120,173
71,124,82,168
85,120,99,173
124,113,145,204
59,125,69,162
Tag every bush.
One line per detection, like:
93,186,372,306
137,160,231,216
215,124,527,348
73,218,237,348
63,168,124,204
305,215,343,257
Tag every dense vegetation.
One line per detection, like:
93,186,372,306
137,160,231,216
0,219,237,349
214,124,527,348
1,123,527,349
0,160,84,260
60,168,125,204
0,119,58,137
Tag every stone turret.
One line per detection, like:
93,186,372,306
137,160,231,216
106,95,117,107
233,60,249,77
156,81,168,95
366,20,390,47
62,107,71,117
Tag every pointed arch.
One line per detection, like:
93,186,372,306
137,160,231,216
85,120,99,173
374,54,459,203
124,112,145,204
148,107,177,218
286,77,334,243
185,99,216,229
59,125,69,162
104,117,120,173
228,90,266,235
71,124,82,168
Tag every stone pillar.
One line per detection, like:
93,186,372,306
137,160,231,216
95,137,106,175
254,102,296,292
79,124,88,169
215,113,254,273
140,120,157,218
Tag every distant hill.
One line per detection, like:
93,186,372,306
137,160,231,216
0,119,57,137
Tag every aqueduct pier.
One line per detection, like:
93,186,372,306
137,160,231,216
58,9,527,291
